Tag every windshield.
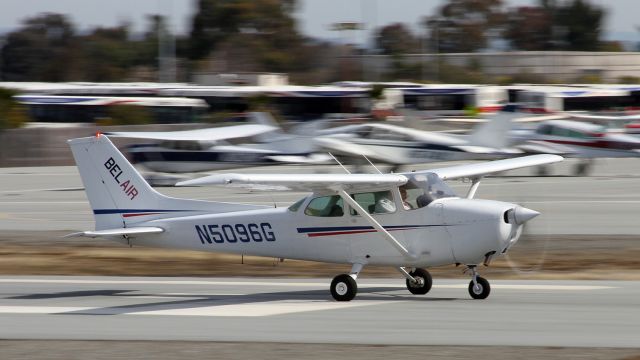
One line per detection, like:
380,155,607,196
400,172,457,208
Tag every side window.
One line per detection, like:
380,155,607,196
400,186,423,210
349,190,396,215
304,195,344,217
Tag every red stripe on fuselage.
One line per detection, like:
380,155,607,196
544,138,638,150
306,227,418,238
122,212,163,218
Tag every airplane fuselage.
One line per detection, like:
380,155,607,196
124,197,518,267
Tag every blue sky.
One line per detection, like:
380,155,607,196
0,0,637,43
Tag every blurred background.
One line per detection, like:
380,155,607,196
3,0,640,166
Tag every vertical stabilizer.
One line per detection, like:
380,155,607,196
468,108,520,149
68,135,271,231
68,135,166,229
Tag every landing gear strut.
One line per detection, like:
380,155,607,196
466,265,491,300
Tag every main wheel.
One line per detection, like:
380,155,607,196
574,162,592,176
330,274,357,301
468,276,491,299
406,268,433,295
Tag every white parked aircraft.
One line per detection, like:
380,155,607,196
315,111,524,168
67,134,562,301
105,113,331,173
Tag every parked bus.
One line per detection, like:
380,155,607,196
512,86,631,113
15,95,208,123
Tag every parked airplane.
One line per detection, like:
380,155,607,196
564,112,640,135
67,134,562,301
105,112,331,173
314,110,525,169
511,119,640,175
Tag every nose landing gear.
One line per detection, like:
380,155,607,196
465,265,491,300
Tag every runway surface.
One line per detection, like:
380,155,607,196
1,158,640,234
0,276,637,348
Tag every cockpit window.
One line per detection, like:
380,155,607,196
401,172,456,209
304,195,344,217
349,190,396,215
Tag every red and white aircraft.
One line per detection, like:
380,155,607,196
512,119,640,175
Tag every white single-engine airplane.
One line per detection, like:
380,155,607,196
105,113,331,173
314,110,525,167
68,135,562,301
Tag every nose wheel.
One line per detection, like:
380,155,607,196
466,265,491,299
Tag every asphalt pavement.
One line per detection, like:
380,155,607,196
0,276,638,348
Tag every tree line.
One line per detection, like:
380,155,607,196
0,0,613,83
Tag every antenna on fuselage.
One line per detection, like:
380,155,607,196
328,152,351,174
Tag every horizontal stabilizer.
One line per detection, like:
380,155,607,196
65,227,165,238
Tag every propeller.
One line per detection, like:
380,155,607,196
503,200,552,275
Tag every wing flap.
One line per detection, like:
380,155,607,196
424,154,564,180
65,227,165,238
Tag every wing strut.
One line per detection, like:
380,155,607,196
336,189,417,261
466,177,482,199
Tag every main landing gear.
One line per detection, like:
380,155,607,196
329,264,491,301
330,264,362,302
329,265,434,301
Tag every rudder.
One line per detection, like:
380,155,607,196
68,135,166,230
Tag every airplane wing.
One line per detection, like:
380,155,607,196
65,227,165,238
313,137,380,158
104,124,278,142
266,153,333,164
176,173,408,191
514,141,575,155
176,154,562,191
565,113,640,121
423,154,563,180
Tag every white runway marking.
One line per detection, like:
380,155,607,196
0,278,615,291
0,301,380,317
131,300,378,317
434,284,614,290
0,306,94,314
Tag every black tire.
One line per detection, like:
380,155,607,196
468,276,491,300
536,166,549,177
406,268,433,295
330,274,358,301
574,163,591,176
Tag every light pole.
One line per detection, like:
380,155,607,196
330,22,364,80
157,0,176,83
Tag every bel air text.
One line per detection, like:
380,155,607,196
104,157,139,200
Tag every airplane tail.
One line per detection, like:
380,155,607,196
468,105,520,149
247,112,287,143
68,135,265,231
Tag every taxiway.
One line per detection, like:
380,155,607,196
0,276,637,347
